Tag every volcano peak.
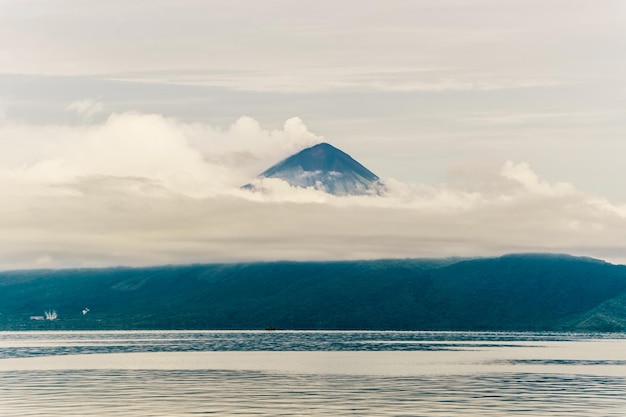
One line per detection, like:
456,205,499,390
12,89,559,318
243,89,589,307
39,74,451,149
246,142,384,196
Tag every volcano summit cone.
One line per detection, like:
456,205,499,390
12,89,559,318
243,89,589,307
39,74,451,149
245,142,385,196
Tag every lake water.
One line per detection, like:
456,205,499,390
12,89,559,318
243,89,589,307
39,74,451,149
1,331,625,416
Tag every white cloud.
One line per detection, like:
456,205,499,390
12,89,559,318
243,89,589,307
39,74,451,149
66,98,104,121
1,109,626,269
0,112,322,198
106,68,563,94
499,161,575,197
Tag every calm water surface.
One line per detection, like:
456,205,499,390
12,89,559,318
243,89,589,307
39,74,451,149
1,331,625,416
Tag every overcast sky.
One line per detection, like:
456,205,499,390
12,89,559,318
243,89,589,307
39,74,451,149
1,0,626,269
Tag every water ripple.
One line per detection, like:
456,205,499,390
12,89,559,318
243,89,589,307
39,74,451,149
0,330,608,358
1,370,625,417
1,331,625,416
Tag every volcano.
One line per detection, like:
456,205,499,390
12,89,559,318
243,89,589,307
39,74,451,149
245,142,385,196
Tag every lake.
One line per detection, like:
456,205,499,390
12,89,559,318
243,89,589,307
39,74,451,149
1,331,625,416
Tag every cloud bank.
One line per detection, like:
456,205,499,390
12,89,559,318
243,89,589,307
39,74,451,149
1,109,625,269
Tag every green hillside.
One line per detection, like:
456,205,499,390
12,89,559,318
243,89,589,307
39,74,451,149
2,254,626,331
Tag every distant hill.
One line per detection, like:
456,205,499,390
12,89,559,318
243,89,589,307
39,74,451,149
244,142,385,195
2,254,626,331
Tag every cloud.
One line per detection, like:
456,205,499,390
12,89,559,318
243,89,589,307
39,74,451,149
66,98,104,121
0,111,321,198
106,68,562,94
0,108,626,269
4,1,621,93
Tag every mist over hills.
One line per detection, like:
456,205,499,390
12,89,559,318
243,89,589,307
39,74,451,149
244,142,385,195
2,253,626,332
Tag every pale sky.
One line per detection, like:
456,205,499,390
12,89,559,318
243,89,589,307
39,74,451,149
1,0,626,268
